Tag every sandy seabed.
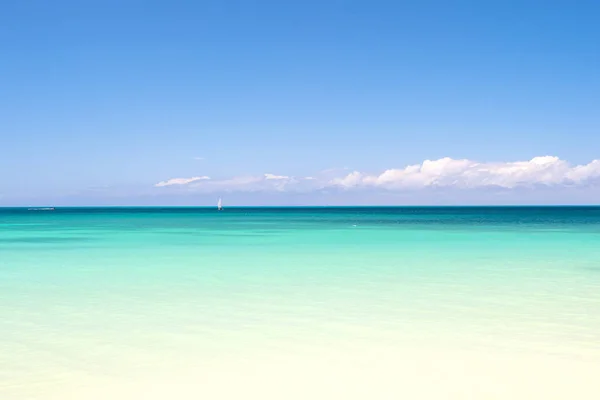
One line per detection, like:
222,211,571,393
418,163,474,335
10,346,599,400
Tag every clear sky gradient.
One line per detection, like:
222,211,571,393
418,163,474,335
1,1,599,205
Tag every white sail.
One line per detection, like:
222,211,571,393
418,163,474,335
217,198,222,210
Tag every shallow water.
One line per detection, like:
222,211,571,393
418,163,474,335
1,207,599,399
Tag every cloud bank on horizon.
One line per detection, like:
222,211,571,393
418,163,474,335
155,156,600,193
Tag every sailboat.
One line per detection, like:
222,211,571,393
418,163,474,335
217,198,223,211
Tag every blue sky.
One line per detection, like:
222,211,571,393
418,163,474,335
1,0,599,205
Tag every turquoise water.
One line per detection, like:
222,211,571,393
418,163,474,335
1,207,600,399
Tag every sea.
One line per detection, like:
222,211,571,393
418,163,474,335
1,206,599,399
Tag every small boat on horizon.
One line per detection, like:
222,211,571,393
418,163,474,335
217,198,222,211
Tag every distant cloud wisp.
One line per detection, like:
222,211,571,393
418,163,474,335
264,173,289,180
155,176,210,187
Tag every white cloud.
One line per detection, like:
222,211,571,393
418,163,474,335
264,173,289,180
195,175,299,192
332,156,600,189
155,173,319,193
155,176,210,187
153,156,600,193
194,157,204,161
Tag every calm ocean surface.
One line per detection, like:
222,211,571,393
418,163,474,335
1,207,600,399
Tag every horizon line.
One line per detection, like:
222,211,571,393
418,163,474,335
2,204,600,209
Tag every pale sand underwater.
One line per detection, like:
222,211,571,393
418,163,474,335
1,207,599,399
27,347,600,400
